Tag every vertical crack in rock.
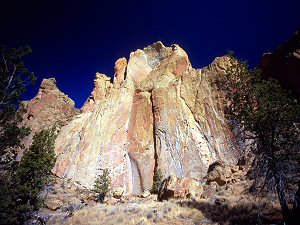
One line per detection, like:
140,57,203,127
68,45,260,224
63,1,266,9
123,65,127,81
178,76,221,174
127,90,154,193
180,76,211,145
150,91,159,182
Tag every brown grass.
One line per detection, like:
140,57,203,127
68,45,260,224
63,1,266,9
55,198,204,225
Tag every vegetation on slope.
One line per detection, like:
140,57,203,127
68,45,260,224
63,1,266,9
0,129,57,225
222,52,300,223
94,168,112,203
0,46,57,225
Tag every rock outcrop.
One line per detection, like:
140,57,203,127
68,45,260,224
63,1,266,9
157,175,203,201
112,186,124,199
140,190,151,198
50,42,240,193
206,161,237,186
20,78,79,147
259,29,300,100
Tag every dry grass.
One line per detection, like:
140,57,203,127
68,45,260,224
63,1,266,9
54,198,204,225
45,169,284,225
178,197,283,225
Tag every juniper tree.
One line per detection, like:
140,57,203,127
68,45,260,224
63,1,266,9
0,129,57,225
15,129,57,209
223,52,300,223
151,168,163,194
94,168,112,202
0,45,36,159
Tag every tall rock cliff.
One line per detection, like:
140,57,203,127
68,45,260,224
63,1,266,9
51,42,240,193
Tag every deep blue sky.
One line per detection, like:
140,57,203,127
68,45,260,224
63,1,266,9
1,0,299,108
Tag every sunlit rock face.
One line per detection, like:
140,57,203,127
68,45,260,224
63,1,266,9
20,78,79,147
52,42,240,193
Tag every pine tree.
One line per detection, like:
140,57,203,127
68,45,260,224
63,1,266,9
94,168,112,202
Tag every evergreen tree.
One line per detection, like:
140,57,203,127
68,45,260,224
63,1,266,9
0,45,36,112
0,129,57,225
0,45,36,159
94,168,112,203
223,52,300,223
151,168,163,194
0,174,18,225
15,129,57,208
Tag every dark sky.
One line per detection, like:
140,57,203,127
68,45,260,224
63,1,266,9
1,0,300,108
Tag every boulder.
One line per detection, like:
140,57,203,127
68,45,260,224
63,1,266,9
140,190,151,198
202,184,217,199
61,198,84,212
157,176,203,201
230,165,239,173
86,199,97,207
214,197,230,207
77,188,94,201
103,196,119,205
46,198,63,211
209,181,220,191
112,186,124,199
207,161,233,186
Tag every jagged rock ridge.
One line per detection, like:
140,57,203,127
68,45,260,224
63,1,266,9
45,42,241,194
21,78,80,147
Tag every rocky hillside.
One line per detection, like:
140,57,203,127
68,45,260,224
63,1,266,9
38,161,282,225
18,41,300,225
22,42,242,194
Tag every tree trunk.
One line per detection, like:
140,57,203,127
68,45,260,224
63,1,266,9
274,171,290,223
269,128,290,223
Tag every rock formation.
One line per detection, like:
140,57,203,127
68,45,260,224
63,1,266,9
157,175,203,201
20,78,79,147
50,42,240,194
206,161,238,186
259,29,300,100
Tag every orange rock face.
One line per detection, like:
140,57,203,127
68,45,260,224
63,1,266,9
114,57,127,88
81,73,113,113
20,78,79,147
50,42,240,193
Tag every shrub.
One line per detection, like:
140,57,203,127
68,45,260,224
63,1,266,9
151,168,163,194
94,168,111,202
